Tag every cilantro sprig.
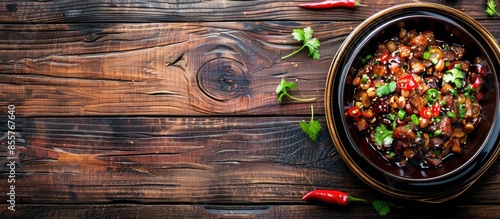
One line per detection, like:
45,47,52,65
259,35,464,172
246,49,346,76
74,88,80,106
300,105,321,141
373,200,402,216
486,0,500,16
282,27,321,60
443,68,464,88
276,78,316,103
376,81,397,97
374,125,394,147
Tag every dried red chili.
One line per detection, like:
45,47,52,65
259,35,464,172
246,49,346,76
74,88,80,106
299,0,363,9
302,190,367,206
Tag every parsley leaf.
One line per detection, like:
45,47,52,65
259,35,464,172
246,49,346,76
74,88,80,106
374,125,394,147
282,27,321,60
443,68,464,88
276,78,316,103
486,0,500,16
300,105,321,141
372,200,401,216
376,81,397,97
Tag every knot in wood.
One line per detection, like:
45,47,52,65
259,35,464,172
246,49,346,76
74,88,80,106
197,58,249,101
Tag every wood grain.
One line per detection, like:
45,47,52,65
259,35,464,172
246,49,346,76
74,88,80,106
0,21,349,116
1,21,499,116
1,0,499,218
0,117,498,206
0,116,355,204
0,0,496,23
1,204,500,219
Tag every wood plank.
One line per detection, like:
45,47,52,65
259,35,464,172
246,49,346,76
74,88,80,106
1,204,500,218
1,21,499,116
0,116,498,205
0,0,494,23
0,21,349,116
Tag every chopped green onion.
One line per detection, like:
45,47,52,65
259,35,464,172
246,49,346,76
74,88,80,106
388,114,396,121
447,111,456,118
361,74,368,84
458,104,466,121
361,54,373,64
432,117,441,123
423,52,430,60
440,99,447,106
398,109,406,120
434,130,442,135
450,89,457,96
411,114,419,125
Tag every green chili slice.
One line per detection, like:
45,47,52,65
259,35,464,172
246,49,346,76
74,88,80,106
426,88,439,104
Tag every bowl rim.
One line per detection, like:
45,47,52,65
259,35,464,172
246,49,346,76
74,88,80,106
325,3,500,202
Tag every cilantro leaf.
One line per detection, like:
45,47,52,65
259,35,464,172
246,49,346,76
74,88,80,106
303,26,314,41
300,105,321,141
276,78,316,103
374,125,394,147
376,81,397,97
372,200,402,216
292,28,306,41
486,0,500,16
443,68,464,88
282,27,321,60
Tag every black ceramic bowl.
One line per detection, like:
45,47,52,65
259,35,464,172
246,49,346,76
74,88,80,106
325,3,500,203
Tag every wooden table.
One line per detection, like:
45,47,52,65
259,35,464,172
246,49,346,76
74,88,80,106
0,0,499,218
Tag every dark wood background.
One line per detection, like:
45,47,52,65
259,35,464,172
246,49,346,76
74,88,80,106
0,0,499,218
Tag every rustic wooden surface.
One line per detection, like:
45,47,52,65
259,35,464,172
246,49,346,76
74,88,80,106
0,0,499,218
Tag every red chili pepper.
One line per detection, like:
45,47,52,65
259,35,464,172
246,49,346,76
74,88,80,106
379,51,390,64
472,76,483,89
396,74,418,90
302,190,367,206
420,107,432,119
431,101,441,118
447,61,456,70
299,0,363,9
347,106,361,117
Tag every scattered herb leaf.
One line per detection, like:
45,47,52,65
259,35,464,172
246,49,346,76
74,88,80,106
376,81,397,97
276,78,316,103
443,68,464,88
374,125,394,147
300,105,321,141
372,200,401,216
282,27,321,60
486,0,500,16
